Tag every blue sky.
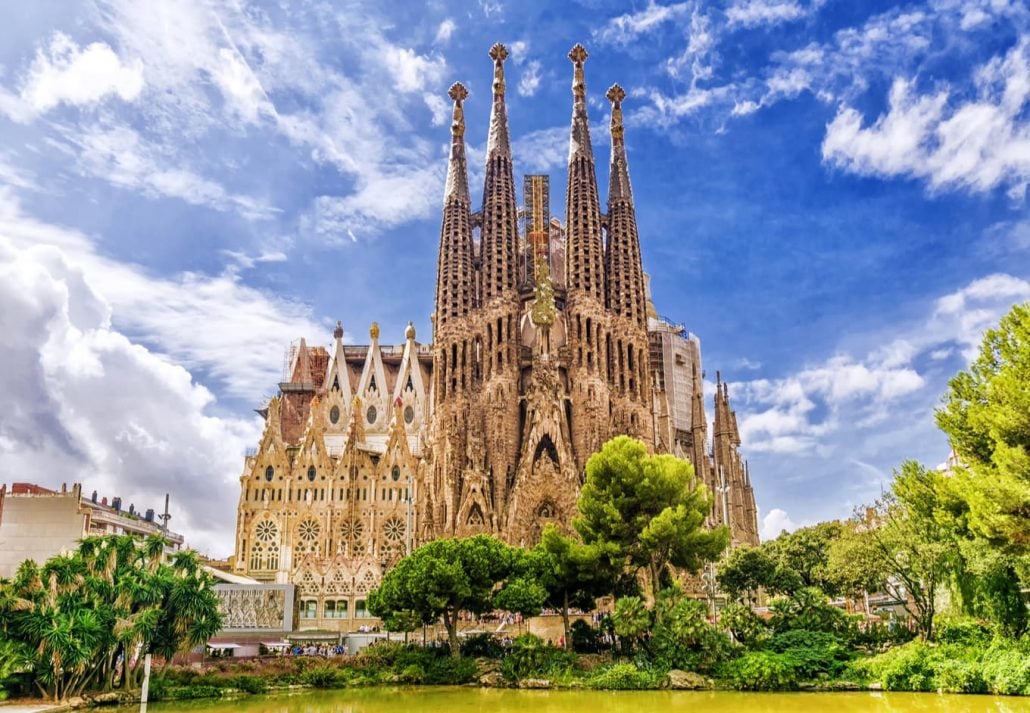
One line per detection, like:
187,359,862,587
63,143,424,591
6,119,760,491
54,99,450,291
0,0,1027,554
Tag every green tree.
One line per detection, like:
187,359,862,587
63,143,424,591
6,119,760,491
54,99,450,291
0,535,221,701
575,436,728,598
847,462,958,640
827,521,891,602
717,545,796,603
766,522,844,596
936,301,1030,581
368,535,541,658
531,524,609,649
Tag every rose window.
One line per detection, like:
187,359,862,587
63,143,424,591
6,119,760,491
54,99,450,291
340,519,364,542
383,517,405,542
296,518,321,554
254,520,278,543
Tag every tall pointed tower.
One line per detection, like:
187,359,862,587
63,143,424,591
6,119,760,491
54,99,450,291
432,82,477,536
474,43,522,532
564,44,612,470
604,83,653,443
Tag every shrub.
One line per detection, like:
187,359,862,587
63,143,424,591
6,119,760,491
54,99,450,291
571,619,600,653
500,634,575,682
768,629,851,678
397,664,426,684
301,666,340,688
425,656,478,684
586,663,661,690
935,617,992,646
461,633,503,658
720,603,769,648
933,658,985,694
855,640,936,692
720,651,798,691
768,588,856,640
230,674,268,694
981,645,1030,695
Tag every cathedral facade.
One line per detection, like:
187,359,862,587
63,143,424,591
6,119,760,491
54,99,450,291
232,44,759,630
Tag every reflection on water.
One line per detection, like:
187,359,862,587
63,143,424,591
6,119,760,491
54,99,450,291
131,687,1030,713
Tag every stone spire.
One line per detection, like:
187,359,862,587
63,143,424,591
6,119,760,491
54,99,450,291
604,83,646,327
434,82,475,328
564,43,604,301
444,82,470,204
481,43,519,301
606,84,632,201
485,43,511,158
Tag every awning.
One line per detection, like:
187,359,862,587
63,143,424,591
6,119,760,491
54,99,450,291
207,643,240,650
261,641,291,648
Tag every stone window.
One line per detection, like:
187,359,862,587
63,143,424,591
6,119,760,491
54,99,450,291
307,466,316,482
329,405,340,424
299,599,317,619
264,465,274,482
383,516,404,543
324,599,348,619
295,517,321,555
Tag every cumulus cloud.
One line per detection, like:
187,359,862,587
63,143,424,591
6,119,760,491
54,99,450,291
761,508,799,540
0,236,258,555
0,190,324,400
822,40,1030,196
0,32,143,121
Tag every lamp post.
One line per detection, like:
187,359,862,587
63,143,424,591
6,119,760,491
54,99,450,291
405,473,413,556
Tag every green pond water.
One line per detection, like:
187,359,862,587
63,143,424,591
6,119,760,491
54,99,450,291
132,687,1030,713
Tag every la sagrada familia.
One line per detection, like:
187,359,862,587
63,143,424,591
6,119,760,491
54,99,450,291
231,45,759,627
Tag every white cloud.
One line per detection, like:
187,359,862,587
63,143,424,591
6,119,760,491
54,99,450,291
595,1,691,45
737,272,1030,455
63,125,277,219
310,163,444,240
209,47,273,124
726,0,805,29
381,45,446,93
821,42,1030,196
0,32,143,121
76,0,452,237
435,19,456,45
518,60,542,97
511,126,569,173
423,92,450,127
0,236,258,555
761,508,798,540
0,189,324,400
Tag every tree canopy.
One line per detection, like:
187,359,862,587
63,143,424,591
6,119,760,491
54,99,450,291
936,301,1030,578
531,524,609,649
367,534,542,658
575,436,728,597
0,535,221,701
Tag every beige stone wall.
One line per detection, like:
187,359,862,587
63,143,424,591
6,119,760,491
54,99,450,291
0,492,85,577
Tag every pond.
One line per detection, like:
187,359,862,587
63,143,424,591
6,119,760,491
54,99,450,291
132,687,1030,713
